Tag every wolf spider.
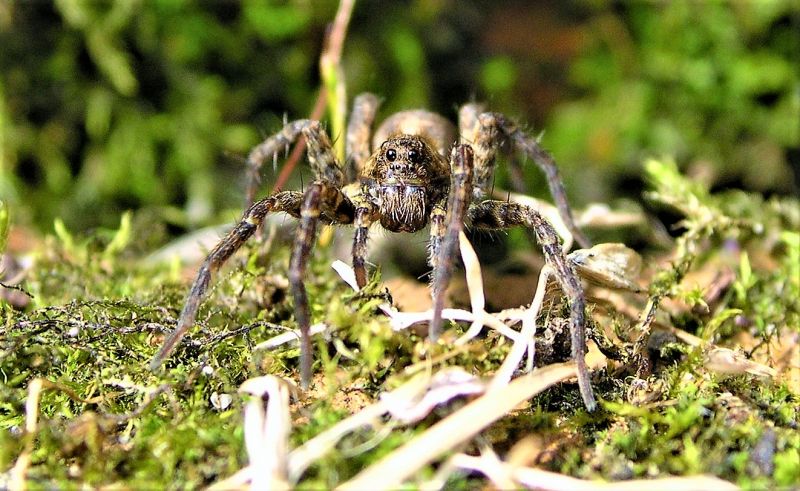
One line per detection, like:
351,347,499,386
150,93,597,411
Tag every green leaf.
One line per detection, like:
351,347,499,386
53,218,75,253
480,57,518,95
774,448,800,487
103,211,133,259
243,0,311,41
701,308,743,342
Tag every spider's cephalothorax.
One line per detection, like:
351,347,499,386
365,135,448,233
151,93,598,411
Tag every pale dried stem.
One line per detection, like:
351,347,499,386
453,231,487,344
336,362,585,490
271,0,354,192
9,378,44,491
450,453,740,491
239,376,293,490
320,0,354,161
288,399,390,482
490,265,552,391
329,258,522,341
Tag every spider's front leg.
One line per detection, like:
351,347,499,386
458,103,499,199
467,200,597,411
149,192,304,371
489,113,592,249
429,144,475,340
245,119,345,207
153,120,352,390
350,193,378,289
290,181,355,386
271,121,354,387
345,93,381,289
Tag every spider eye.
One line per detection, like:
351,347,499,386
408,149,422,164
386,148,397,161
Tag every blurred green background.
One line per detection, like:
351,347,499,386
0,0,797,236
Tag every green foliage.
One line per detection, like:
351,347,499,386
1,2,796,232
2,2,799,488
775,445,800,487
644,157,800,344
3,161,800,487
595,388,799,487
481,56,518,95
243,0,312,42
1,223,433,487
546,0,798,201
1,1,337,231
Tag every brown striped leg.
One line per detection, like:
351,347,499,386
352,198,377,289
426,199,447,307
302,121,344,186
159,119,349,383
245,121,307,208
150,192,304,370
483,113,592,249
346,93,380,181
467,200,596,411
289,185,322,388
245,119,344,208
429,144,474,340
459,104,500,199
289,182,356,387
457,103,483,147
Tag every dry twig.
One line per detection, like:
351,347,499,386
337,362,597,490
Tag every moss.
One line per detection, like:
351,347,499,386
2,158,799,488
2,1,798,486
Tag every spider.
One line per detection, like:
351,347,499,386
150,93,597,411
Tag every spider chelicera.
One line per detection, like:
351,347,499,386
150,93,597,411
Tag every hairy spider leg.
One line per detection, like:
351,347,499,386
459,107,596,410
428,200,452,316
153,120,355,389
245,119,344,205
465,109,546,248
297,121,345,187
429,144,475,340
346,93,381,182
346,93,382,289
351,192,378,289
487,113,592,249
282,122,352,387
458,103,500,199
149,192,304,371
245,120,308,208
466,200,596,411
289,180,355,386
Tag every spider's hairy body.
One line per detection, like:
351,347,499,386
151,93,598,412
364,133,448,233
372,110,455,158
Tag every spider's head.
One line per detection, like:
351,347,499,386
371,135,444,182
365,135,449,233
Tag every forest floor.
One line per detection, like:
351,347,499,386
1,159,798,489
